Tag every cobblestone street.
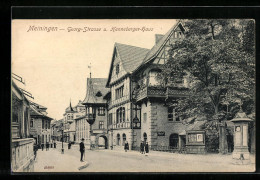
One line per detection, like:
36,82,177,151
33,142,255,172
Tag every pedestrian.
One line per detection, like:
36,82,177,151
46,142,49,151
54,141,56,148
145,142,149,154
33,144,38,160
79,138,85,162
41,143,44,151
124,141,129,152
140,141,145,154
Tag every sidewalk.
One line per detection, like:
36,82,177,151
34,148,88,172
95,148,256,165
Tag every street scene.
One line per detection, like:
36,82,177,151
11,19,255,173
33,142,255,172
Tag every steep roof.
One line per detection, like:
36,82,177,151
30,104,52,120
29,101,47,110
82,78,109,104
115,43,150,73
133,21,185,73
106,43,150,87
65,101,75,113
143,21,184,64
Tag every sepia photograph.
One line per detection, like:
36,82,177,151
11,19,255,173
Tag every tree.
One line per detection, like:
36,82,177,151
158,19,255,153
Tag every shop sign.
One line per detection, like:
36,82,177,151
157,131,165,136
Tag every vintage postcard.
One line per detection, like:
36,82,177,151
11,19,255,173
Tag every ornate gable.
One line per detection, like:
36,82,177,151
152,23,185,64
106,43,149,87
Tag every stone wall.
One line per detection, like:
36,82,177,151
11,138,35,172
140,100,187,149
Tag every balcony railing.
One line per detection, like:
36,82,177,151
108,122,131,130
11,138,34,172
136,86,189,102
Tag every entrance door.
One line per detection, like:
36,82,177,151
169,134,179,148
98,136,108,149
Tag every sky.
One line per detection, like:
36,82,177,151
12,19,177,120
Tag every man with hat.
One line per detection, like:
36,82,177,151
79,138,85,162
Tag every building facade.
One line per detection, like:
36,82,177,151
75,116,90,144
11,80,35,172
63,100,85,143
82,78,109,149
29,101,52,146
106,21,190,151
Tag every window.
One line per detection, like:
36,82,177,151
30,118,34,127
108,113,113,125
117,134,120,145
115,85,124,99
45,120,48,129
149,70,160,86
174,31,177,38
48,121,50,129
116,64,120,74
96,91,102,97
116,107,125,123
98,107,105,116
99,121,104,129
42,120,44,129
168,107,174,121
143,113,147,123
168,107,180,122
122,133,126,145
188,133,204,143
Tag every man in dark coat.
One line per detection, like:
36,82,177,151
140,141,145,154
41,143,44,151
124,141,129,152
46,142,49,151
79,138,85,162
33,144,38,160
145,142,149,154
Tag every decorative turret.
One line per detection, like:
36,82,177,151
66,99,75,124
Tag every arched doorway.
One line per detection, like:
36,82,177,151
143,133,147,144
122,133,126,146
117,134,121,146
96,135,108,149
98,136,108,149
169,133,179,148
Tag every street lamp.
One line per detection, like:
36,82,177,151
61,122,64,154
131,85,141,150
132,85,141,129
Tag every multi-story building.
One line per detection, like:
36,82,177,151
29,101,53,146
106,21,190,150
51,119,63,142
63,100,86,143
75,116,89,144
81,77,109,149
11,80,34,172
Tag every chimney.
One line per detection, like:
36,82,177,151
155,34,164,44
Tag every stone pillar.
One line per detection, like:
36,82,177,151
230,110,252,165
219,123,228,154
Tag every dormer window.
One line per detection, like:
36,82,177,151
116,64,120,74
96,91,102,97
